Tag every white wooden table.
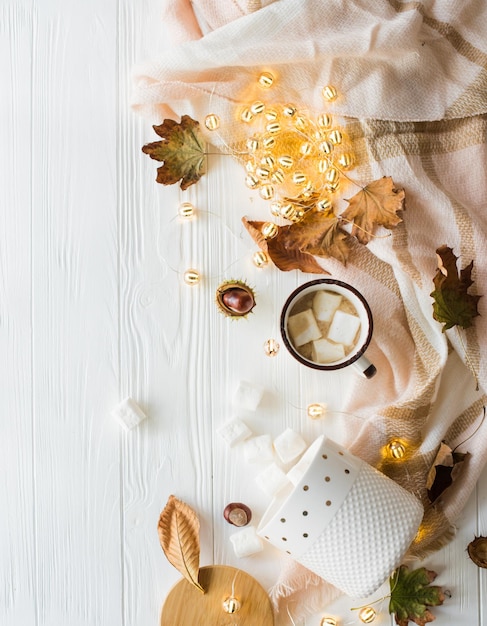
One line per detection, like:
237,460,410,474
1,2,486,625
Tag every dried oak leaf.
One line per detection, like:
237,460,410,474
142,115,206,190
341,176,405,244
158,495,204,593
430,245,481,331
426,441,469,503
389,565,445,626
242,211,350,274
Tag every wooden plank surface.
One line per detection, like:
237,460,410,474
1,1,486,625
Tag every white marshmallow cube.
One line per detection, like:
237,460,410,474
274,428,307,464
327,310,361,346
244,434,274,463
255,463,291,498
312,290,342,322
233,380,265,411
312,338,345,364
217,418,252,447
287,309,322,347
230,525,264,558
111,397,147,431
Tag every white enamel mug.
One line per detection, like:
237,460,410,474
280,279,377,378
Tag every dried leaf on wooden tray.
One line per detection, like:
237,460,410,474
158,495,205,593
389,565,445,626
430,245,481,331
426,441,469,503
341,176,405,244
142,115,206,190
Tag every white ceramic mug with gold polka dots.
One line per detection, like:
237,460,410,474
257,436,423,598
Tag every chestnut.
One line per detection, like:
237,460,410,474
223,502,252,527
216,280,256,318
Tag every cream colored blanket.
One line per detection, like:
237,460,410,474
133,1,487,622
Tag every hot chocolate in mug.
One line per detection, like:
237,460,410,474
280,279,376,378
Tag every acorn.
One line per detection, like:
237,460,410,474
467,536,487,568
216,280,256,318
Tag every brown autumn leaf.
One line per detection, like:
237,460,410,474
242,217,327,274
142,115,206,190
425,441,469,503
341,176,405,244
158,495,204,593
242,210,351,274
430,245,481,331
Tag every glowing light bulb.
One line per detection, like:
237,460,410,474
359,606,376,623
307,403,327,419
388,439,406,459
259,184,275,200
240,108,254,123
317,198,332,212
322,84,338,101
250,100,265,115
183,269,200,285
278,155,294,169
258,71,274,88
261,222,279,239
279,203,297,220
318,113,333,128
223,596,241,614
253,250,269,268
320,618,337,626
338,153,354,169
204,113,220,130
328,129,343,145
264,338,280,356
283,104,297,117
178,202,195,219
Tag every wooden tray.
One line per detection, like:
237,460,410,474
160,564,274,625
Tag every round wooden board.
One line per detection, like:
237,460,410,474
160,565,274,625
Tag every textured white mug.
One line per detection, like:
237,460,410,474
258,436,424,598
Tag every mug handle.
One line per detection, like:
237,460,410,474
353,355,377,379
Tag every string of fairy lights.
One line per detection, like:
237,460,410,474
165,71,420,625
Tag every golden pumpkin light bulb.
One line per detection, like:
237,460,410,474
204,113,220,130
321,84,338,101
307,403,327,419
358,606,376,623
252,250,269,268
388,439,406,459
264,338,280,357
261,222,279,239
183,269,201,285
320,617,337,626
258,71,274,88
178,202,196,219
222,596,241,614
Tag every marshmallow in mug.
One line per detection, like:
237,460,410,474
281,279,376,378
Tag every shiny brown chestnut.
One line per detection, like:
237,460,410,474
223,502,252,527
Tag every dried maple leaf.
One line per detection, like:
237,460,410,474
242,211,351,274
430,245,481,331
142,115,206,190
426,441,468,503
389,565,445,626
341,176,405,244
158,495,204,593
